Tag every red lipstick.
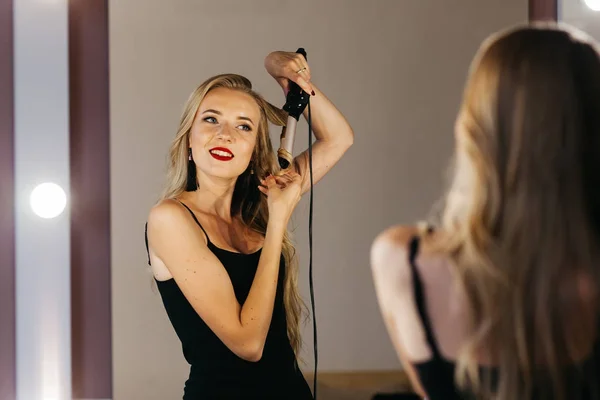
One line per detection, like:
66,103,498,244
209,147,234,161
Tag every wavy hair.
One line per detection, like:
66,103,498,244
435,23,600,399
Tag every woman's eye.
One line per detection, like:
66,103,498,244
203,116,250,132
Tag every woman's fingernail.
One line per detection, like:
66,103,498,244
311,90,315,96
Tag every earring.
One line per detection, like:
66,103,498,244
186,148,198,191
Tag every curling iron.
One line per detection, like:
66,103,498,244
277,48,311,170
276,48,319,399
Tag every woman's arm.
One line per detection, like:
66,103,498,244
147,199,287,362
265,51,354,196
370,225,431,398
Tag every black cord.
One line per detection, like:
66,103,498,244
307,100,318,399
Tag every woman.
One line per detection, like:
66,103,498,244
370,23,600,400
145,51,353,398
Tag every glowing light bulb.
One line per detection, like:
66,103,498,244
30,182,67,218
584,0,600,11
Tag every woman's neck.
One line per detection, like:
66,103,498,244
186,174,237,221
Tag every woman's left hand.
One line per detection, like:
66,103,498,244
264,51,314,96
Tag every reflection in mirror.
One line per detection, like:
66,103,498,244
144,55,354,399
109,1,537,399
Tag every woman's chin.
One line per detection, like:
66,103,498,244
200,168,245,182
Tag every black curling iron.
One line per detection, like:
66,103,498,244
277,48,311,170
276,48,319,400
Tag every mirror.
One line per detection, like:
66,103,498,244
108,2,530,399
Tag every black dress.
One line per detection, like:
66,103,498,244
407,233,600,400
145,201,313,399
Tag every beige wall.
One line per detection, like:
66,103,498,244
110,1,526,398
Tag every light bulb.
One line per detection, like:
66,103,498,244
30,182,67,218
584,0,600,11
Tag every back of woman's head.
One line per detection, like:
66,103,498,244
442,23,600,399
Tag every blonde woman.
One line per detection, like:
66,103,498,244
371,23,600,400
145,51,353,398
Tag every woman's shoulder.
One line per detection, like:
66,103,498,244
147,197,196,231
371,222,442,262
370,222,456,363
370,222,450,296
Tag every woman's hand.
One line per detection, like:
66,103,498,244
264,51,315,96
258,171,303,223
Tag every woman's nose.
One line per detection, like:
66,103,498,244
216,125,234,141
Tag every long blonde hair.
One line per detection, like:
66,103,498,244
437,23,600,399
159,73,307,356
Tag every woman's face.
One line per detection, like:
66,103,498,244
189,87,262,181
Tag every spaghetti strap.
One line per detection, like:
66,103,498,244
408,234,444,360
143,200,212,267
145,222,151,266
174,199,211,243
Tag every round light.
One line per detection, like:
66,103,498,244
584,0,600,11
30,182,67,219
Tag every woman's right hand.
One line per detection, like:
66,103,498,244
258,171,302,223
